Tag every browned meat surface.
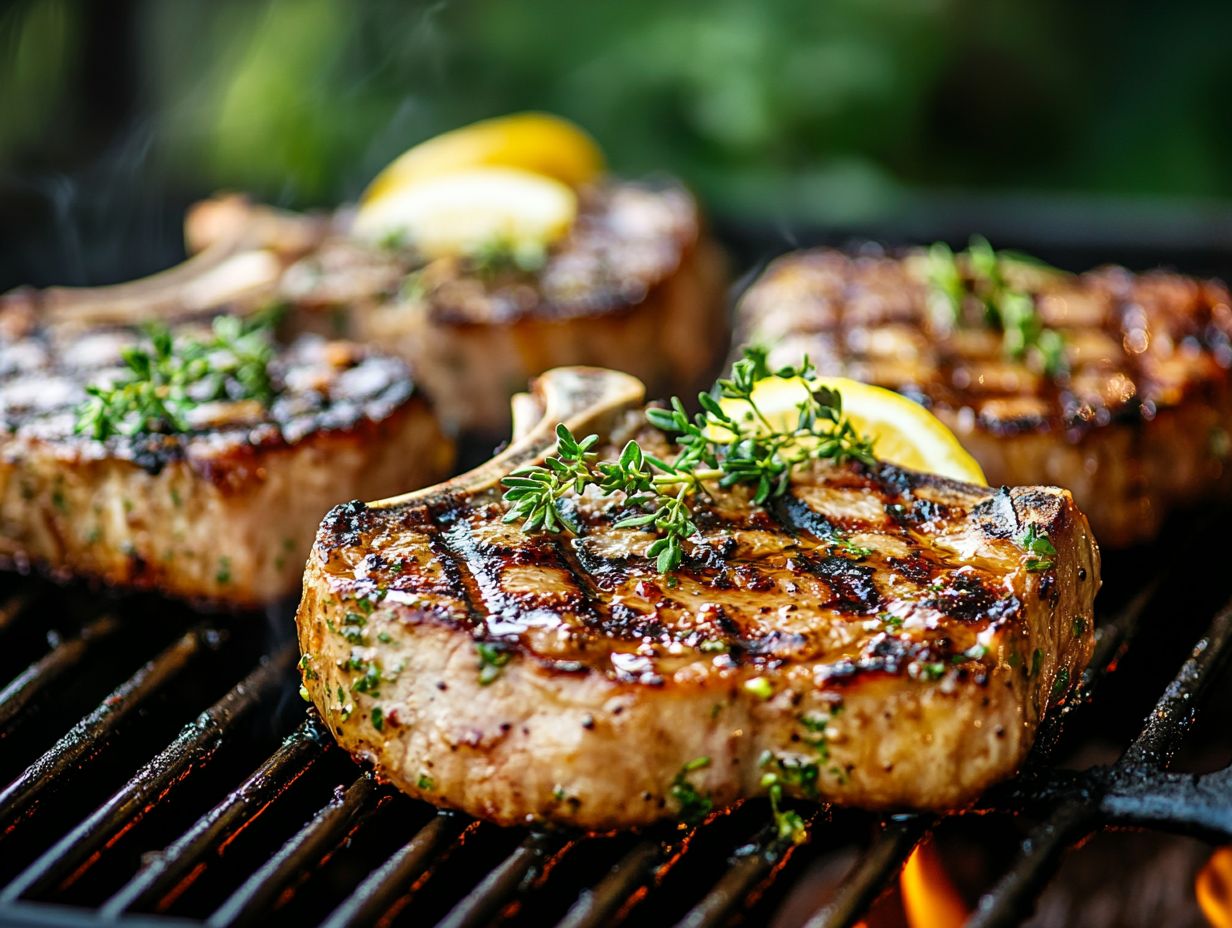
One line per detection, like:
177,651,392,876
190,181,729,435
737,248,1232,546
296,367,1099,830
0,307,454,607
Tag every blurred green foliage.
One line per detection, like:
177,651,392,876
3,0,1232,223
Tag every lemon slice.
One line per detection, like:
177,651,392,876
352,166,578,259
712,375,987,485
362,112,604,204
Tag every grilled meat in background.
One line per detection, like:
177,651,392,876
184,180,729,437
296,367,1099,830
736,247,1232,546
0,299,453,607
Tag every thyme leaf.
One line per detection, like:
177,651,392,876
501,349,877,574
925,237,1068,378
670,757,713,825
1019,524,1057,572
469,235,549,279
476,641,512,685
73,311,279,440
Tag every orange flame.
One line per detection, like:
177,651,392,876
1197,847,1232,928
900,838,968,928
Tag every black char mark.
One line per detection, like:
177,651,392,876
927,569,1021,623
437,504,599,632
801,554,884,615
768,492,840,541
972,486,1022,539
320,500,373,549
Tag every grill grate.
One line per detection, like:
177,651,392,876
0,531,1230,928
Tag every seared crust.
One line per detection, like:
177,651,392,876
737,248,1232,546
229,180,729,435
25,182,728,440
0,313,454,606
297,368,1100,829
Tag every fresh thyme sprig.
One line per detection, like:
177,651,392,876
468,235,549,280
74,311,279,441
501,349,877,574
925,236,1068,378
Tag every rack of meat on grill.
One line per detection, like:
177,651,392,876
3,114,1232,928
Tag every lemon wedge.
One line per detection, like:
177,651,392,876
352,166,578,259
712,375,987,485
362,112,604,205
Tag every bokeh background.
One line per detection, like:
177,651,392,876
3,0,1232,288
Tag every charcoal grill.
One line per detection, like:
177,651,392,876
3,223,1232,928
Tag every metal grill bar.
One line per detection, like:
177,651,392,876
801,817,929,928
1120,603,1232,768
99,716,329,919
435,831,559,928
0,629,207,831
319,812,468,928
792,577,1163,928
0,647,294,904
0,615,120,735
673,825,805,928
0,547,1227,927
1101,766,1232,839
968,598,1232,928
208,773,383,927
555,840,662,928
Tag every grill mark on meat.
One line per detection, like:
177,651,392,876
768,491,839,541
741,628,809,658
436,502,596,637
322,500,375,550
569,534,637,591
821,632,962,684
865,464,921,506
421,514,487,630
799,554,884,615
1,308,453,605
436,508,537,635
599,600,667,643
925,567,1021,624
550,536,605,599
296,368,1101,827
887,553,933,585
737,247,1232,546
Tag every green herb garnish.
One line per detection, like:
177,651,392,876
501,349,875,574
671,756,713,825
924,237,1067,378
349,658,382,696
469,235,549,279
476,641,512,685
1050,667,1071,699
762,774,809,845
758,752,813,845
1019,524,1057,571
912,661,947,681
74,312,279,441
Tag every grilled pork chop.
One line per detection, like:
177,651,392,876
296,367,1099,829
188,181,728,435
737,248,1232,546
0,303,453,607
